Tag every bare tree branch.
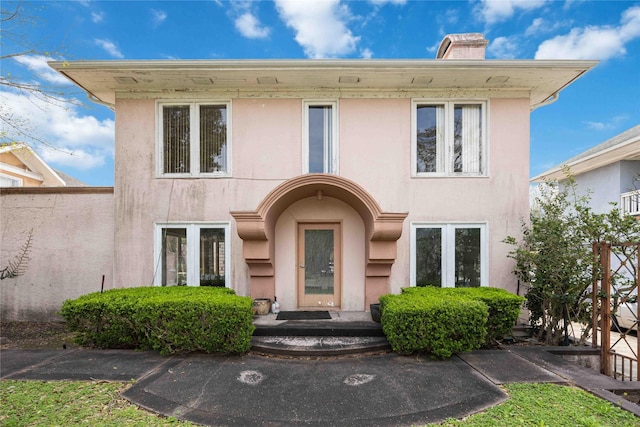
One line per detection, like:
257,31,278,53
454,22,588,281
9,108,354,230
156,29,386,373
1,2,81,152
0,229,33,280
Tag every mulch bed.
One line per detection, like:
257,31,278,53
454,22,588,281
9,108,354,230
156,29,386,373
0,322,79,350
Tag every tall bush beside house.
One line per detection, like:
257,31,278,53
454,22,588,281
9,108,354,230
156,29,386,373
60,287,253,354
504,171,640,345
380,292,487,359
402,287,524,345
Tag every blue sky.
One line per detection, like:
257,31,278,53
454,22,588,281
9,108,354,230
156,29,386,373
1,0,639,186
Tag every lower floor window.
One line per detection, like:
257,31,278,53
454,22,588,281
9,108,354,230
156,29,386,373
411,223,486,288
155,223,228,287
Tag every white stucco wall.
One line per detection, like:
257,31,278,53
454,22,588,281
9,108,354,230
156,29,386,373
1,189,114,321
570,160,640,214
112,95,530,305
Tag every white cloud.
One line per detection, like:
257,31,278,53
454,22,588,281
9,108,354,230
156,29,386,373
0,90,114,171
361,48,373,59
91,11,104,23
487,36,519,59
444,8,459,25
368,0,407,5
12,55,71,85
235,12,270,39
426,40,440,55
584,121,607,131
151,9,167,27
584,115,629,131
525,17,545,36
275,0,360,58
525,17,570,37
535,5,640,60
94,38,124,58
475,0,549,25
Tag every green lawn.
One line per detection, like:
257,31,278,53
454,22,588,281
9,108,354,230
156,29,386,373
0,381,191,426
438,383,638,427
0,381,637,426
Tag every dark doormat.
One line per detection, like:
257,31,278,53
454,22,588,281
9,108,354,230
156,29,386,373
276,311,332,320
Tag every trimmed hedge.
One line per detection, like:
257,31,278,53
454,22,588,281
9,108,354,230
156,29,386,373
59,286,253,355
401,287,524,346
380,292,488,359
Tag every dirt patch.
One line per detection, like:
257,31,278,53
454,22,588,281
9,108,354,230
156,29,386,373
0,322,80,350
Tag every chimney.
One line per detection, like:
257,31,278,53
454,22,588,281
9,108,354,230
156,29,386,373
436,33,488,60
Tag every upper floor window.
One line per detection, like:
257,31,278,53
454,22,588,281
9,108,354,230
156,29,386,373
158,102,230,177
412,101,486,177
304,101,338,174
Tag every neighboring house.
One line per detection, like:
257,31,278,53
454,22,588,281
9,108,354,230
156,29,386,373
0,143,85,187
532,124,640,216
28,33,595,314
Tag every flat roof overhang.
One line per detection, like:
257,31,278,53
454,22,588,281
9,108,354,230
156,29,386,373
531,137,640,182
49,59,597,110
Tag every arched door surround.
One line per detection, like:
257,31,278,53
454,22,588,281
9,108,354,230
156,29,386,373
230,174,407,307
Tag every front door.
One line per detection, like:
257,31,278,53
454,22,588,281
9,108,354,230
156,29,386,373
297,223,341,309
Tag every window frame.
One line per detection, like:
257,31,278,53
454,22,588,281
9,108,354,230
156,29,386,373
153,222,230,287
410,222,488,288
0,173,23,187
302,100,339,174
411,100,487,177
156,100,232,178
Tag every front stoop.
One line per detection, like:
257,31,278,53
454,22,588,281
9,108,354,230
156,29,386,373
251,312,391,356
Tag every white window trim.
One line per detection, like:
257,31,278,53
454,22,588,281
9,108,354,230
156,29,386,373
156,100,232,178
0,172,24,187
302,100,339,174
411,99,487,178
153,222,231,287
410,222,488,288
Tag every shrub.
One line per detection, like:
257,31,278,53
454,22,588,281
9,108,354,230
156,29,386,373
402,287,524,345
380,292,488,359
59,286,253,355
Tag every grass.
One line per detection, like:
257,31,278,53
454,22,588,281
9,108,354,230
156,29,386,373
0,381,637,426
0,380,194,426
437,383,639,427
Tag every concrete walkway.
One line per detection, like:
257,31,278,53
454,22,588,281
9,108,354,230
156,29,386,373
2,346,639,426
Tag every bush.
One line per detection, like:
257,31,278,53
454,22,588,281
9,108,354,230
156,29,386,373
402,287,524,345
379,292,488,359
59,286,253,355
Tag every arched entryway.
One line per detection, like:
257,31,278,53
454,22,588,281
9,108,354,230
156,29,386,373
231,174,407,309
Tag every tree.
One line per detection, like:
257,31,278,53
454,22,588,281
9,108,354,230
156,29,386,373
0,2,79,149
504,170,640,345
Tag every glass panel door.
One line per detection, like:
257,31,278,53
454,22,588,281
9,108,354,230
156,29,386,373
298,223,341,308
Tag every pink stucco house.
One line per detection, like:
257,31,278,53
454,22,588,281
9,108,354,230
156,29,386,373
40,34,595,314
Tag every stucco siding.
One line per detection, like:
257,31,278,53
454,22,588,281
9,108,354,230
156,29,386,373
568,160,640,214
572,163,621,214
1,189,114,321
112,95,530,302
619,160,640,194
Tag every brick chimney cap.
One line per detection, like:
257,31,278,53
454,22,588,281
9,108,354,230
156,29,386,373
437,33,489,59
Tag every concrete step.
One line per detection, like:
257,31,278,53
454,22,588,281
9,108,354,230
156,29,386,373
253,320,385,337
251,312,389,356
251,336,391,357
512,325,534,338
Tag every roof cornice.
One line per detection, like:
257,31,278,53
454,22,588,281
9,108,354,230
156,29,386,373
49,58,598,71
48,58,598,110
531,128,640,182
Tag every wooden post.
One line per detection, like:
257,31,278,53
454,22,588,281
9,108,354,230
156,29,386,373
600,242,611,377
